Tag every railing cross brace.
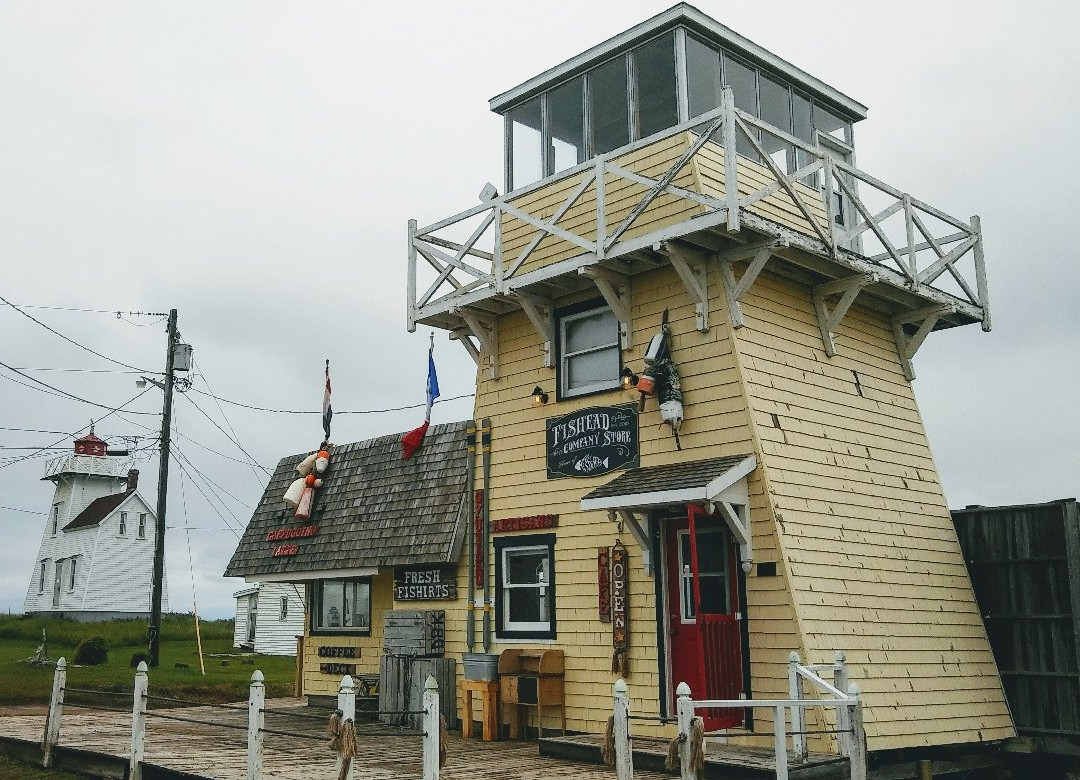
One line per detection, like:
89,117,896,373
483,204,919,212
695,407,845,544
890,303,956,381
717,238,787,329
456,309,499,379
812,273,878,357
515,292,555,368
656,242,709,332
579,267,632,348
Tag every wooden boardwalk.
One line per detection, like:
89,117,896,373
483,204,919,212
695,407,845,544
0,699,674,779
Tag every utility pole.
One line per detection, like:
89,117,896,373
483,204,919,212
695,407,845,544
148,308,177,667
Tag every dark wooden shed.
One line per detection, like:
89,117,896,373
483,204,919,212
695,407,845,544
953,499,1080,745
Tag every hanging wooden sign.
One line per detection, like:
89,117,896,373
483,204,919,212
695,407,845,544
611,543,629,647
474,489,484,588
546,404,639,479
598,547,612,623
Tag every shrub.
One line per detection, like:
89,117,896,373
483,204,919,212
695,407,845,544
130,651,152,668
73,636,108,665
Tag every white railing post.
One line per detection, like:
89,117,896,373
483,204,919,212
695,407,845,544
833,651,852,759
971,214,991,331
247,670,265,780
422,675,440,780
773,704,789,780
42,656,66,768
129,661,149,780
613,679,633,780
336,674,356,780
787,652,807,760
675,682,696,780
721,87,740,233
407,218,418,332
847,683,867,780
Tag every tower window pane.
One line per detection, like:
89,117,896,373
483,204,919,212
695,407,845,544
631,32,677,139
508,97,543,190
686,35,722,120
547,76,585,176
588,57,629,155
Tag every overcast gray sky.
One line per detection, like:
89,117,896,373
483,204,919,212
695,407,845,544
1,1,1076,619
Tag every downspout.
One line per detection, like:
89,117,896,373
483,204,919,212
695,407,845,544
466,421,476,653
481,417,492,652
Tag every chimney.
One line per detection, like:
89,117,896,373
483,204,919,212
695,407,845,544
126,469,139,493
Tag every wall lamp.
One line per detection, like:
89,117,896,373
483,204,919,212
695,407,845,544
620,367,639,390
531,386,549,406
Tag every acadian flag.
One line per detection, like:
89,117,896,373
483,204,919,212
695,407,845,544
322,359,333,441
401,336,440,460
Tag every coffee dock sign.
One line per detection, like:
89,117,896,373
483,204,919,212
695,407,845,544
546,404,639,479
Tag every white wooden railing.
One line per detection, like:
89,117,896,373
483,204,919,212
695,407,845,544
42,658,443,780
408,86,988,331
609,651,866,780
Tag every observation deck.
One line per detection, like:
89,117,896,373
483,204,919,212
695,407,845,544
42,453,128,481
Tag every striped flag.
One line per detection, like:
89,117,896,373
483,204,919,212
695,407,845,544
402,337,440,460
322,359,332,441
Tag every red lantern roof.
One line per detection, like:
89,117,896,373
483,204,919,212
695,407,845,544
74,432,107,457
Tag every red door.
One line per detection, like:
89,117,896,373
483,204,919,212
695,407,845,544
665,504,744,729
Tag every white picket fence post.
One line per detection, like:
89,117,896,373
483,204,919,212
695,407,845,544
675,682,696,780
833,651,853,760
129,661,149,780
787,652,807,760
42,656,66,768
247,670,265,780
847,683,867,780
613,679,633,780
336,674,356,780
422,674,440,780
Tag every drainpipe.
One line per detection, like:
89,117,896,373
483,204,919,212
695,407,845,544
466,421,476,653
481,418,492,652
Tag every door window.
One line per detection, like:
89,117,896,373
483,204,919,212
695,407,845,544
677,528,731,621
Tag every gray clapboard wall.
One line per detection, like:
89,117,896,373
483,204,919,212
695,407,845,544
379,655,456,728
953,499,1080,737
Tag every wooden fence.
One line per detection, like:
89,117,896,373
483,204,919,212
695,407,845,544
40,657,444,780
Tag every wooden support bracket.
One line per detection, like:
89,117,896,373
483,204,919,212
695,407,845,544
812,273,878,357
579,267,632,348
717,238,787,329
449,328,480,367
657,242,709,332
458,310,499,380
714,501,752,570
515,292,555,368
612,509,652,573
890,304,955,381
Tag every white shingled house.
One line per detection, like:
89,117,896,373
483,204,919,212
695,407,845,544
23,432,168,621
232,582,306,656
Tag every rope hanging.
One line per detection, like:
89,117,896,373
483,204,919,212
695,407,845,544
601,715,616,766
326,710,343,751
664,717,705,773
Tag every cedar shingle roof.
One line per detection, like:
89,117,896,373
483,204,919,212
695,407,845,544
581,454,753,502
224,421,470,579
63,491,132,530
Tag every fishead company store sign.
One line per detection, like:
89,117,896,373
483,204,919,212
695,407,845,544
546,404,639,479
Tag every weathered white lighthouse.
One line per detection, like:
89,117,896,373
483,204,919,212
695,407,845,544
23,429,167,621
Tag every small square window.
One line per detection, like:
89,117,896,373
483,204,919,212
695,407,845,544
138,514,147,539
118,512,127,536
495,534,556,639
311,579,371,635
558,303,621,399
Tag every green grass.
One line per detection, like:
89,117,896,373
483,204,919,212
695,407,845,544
0,614,295,705
0,755,85,780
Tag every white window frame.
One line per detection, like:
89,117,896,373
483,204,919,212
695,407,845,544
68,557,77,592
499,542,554,635
39,561,47,593
118,512,127,536
138,513,147,539
279,596,288,621
51,505,60,536
559,304,621,399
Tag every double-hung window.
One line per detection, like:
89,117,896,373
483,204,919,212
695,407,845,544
138,513,147,539
311,578,371,635
559,303,620,399
51,505,60,536
68,558,77,592
38,561,47,593
118,512,127,536
280,596,289,621
495,534,556,639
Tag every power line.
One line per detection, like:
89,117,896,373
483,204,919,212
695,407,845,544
9,366,161,375
0,292,154,372
193,361,266,487
0,386,156,470
187,386,474,415
0,505,45,515
179,392,271,476
8,302,168,317
0,358,159,415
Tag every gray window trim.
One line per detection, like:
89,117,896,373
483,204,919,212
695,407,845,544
558,304,622,399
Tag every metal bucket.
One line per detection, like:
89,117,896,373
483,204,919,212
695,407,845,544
462,652,500,681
